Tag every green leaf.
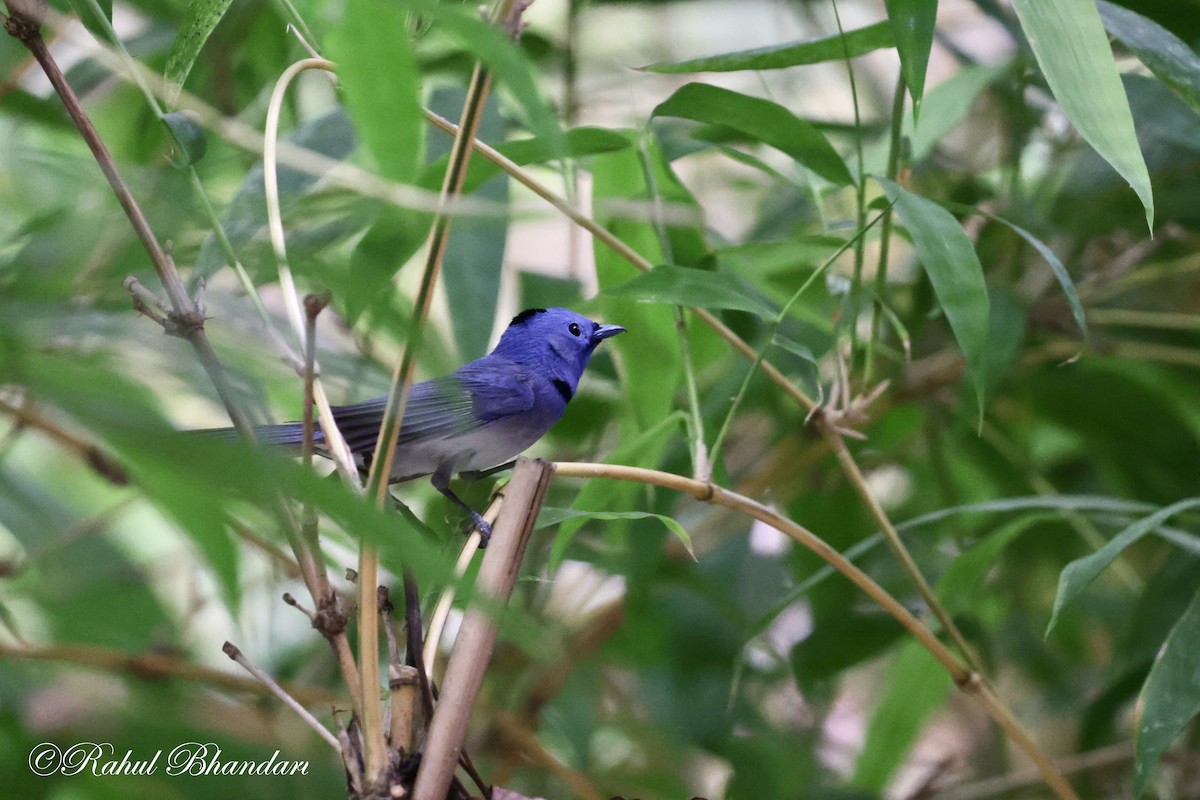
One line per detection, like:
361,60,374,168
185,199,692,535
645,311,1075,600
1047,498,1200,635
423,126,633,197
163,0,234,107
653,83,853,186
885,0,937,118
942,203,1086,338
641,21,893,73
496,126,631,173
1135,586,1200,796
938,513,1055,613
1011,0,1155,231
328,0,423,184
605,264,776,319
877,179,989,416
1097,0,1200,115
538,508,695,561
160,111,207,167
68,0,115,45
852,642,951,790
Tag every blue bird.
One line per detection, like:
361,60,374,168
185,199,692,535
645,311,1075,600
207,307,625,542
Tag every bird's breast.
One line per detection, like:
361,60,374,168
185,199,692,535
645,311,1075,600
388,404,561,481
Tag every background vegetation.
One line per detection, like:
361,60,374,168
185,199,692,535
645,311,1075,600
1,0,1199,797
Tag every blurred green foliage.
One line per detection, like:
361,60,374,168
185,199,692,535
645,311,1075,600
2,0,1200,798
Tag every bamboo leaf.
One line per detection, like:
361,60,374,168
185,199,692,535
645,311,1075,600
163,0,234,107
1135,586,1200,796
852,642,951,790
877,179,990,416
653,83,853,185
884,0,937,118
1047,498,1200,635
605,264,776,319
641,21,893,73
1097,0,1200,115
329,0,424,184
1011,0,1154,231
539,508,695,560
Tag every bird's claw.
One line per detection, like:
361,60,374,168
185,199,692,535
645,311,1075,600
472,514,492,548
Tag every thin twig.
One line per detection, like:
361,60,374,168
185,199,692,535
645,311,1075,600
0,641,339,705
818,418,984,675
0,397,128,485
264,57,360,483
929,741,1133,800
223,641,342,751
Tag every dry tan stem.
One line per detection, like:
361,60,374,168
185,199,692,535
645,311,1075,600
412,458,555,800
0,642,339,706
0,397,128,484
818,416,983,675
222,641,341,751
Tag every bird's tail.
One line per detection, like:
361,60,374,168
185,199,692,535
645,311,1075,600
194,422,323,449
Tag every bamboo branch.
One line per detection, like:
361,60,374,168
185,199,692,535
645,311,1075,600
413,458,554,800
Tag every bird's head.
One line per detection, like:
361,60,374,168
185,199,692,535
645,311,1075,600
493,307,625,388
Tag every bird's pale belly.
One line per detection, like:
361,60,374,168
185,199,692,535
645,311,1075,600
386,411,553,482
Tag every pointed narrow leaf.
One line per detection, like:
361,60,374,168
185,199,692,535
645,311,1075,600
641,22,893,73
990,215,1086,338
884,0,937,118
944,201,1087,337
1011,0,1154,231
653,83,853,185
1047,498,1200,635
1135,586,1200,796
605,264,776,318
68,0,115,45
1097,0,1200,114
538,508,695,560
163,0,234,107
329,0,423,183
877,179,989,415
160,110,208,167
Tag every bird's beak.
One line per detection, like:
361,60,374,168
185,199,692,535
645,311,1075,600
593,324,626,342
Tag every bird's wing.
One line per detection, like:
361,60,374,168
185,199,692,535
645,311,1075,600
329,362,536,453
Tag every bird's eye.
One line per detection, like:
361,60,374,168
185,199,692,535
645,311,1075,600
568,322,581,336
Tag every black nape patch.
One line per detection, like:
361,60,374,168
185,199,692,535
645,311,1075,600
510,308,547,326
552,379,574,403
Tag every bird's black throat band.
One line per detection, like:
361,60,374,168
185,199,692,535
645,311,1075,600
552,379,573,403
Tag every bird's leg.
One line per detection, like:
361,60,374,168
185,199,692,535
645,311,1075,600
459,460,517,482
431,466,492,546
